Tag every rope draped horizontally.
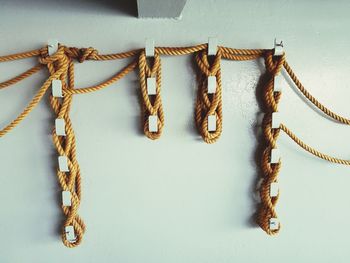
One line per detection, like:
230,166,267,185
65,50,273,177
1,42,350,246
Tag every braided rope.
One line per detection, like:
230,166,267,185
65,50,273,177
138,50,164,139
2,43,350,244
257,51,285,235
40,46,86,247
194,48,223,143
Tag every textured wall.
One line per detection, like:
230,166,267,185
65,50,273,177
1,0,350,262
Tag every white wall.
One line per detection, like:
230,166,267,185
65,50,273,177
1,0,350,262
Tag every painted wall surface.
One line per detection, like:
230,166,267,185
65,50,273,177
137,0,187,18
1,0,350,262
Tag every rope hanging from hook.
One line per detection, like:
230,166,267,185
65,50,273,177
39,46,86,247
194,48,223,144
138,50,164,140
257,51,285,235
2,43,350,245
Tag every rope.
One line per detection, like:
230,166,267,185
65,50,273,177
280,124,350,165
257,51,285,235
39,45,86,247
283,61,350,125
1,43,350,244
0,48,43,62
195,48,223,143
0,64,43,89
138,50,164,139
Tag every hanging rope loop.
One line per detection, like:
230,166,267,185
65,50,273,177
138,50,164,140
194,48,223,144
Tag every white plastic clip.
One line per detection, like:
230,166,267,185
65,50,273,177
55,118,66,136
48,39,58,56
58,156,69,172
145,38,155,57
147,77,157,95
269,218,279,230
274,38,284,56
271,112,281,129
62,191,72,206
270,148,281,164
208,37,218,56
52,79,63,98
208,115,217,131
148,115,158,132
274,74,283,92
270,182,279,197
65,226,76,242
207,76,216,94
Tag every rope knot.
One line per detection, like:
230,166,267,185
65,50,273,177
64,47,98,63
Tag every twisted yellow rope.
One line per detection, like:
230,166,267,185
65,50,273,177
280,124,350,165
257,51,285,235
195,48,223,143
1,43,350,245
138,50,164,139
39,46,86,247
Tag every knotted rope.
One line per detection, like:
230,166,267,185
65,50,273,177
39,45,86,247
257,50,285,235
2,43,350,245
195,48,223,143
138,50,164,139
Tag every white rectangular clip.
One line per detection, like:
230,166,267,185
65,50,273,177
270,182,279,197
270,148,281,164
147,77,157,95
58,156,69,172
48,39,58,56
274,38,284,56
274,74,283,92
62,191,72,206
271,112,281,129
269,218,279,230
65,226,76,242
207,76,216,94
55,118,66,136
208,37,218,56
208,115,217,132
148,115,158,132
52,79,63,98
145,38,155,57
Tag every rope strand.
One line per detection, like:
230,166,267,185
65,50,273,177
1,42,350,244
195,48,223,143
138,50,164,139
257,51,285,235
283,61,350,125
